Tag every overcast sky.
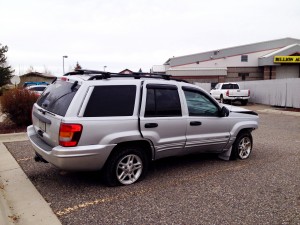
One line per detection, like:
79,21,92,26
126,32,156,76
1,0,300,76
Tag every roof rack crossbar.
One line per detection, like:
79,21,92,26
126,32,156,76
64,69,173,81
63,69,189,82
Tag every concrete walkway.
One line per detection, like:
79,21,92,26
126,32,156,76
0,133,61,225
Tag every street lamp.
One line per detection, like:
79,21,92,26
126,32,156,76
63,55,68,74
104,66,107,72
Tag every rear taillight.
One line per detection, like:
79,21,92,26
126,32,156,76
226,90,229,97
59,123,83,147
248,90,250,96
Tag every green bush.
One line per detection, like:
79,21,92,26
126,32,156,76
1,88,39,126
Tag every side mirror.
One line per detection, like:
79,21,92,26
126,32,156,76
220,106,229,117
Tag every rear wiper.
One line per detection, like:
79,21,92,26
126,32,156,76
71,81,78,90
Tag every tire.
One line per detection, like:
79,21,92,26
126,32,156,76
220,95,224,103
102,146,149,186
241,99,248,106
230,131,253,160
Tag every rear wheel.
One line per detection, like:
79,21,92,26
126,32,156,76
220,95,224,103
102,146,149,186
231,131,253,160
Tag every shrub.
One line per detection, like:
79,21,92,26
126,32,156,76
1,88,39,126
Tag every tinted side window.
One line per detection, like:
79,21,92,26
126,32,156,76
145,86,182,117
183,90,219,117
37,81,80,116
84,85,136,117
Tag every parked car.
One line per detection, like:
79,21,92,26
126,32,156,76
23,81,49,88
27,70,259,186
26,85,48,96
210,82,250,105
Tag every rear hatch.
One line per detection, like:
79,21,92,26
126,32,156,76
32,79,80,147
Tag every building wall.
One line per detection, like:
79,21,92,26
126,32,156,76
263,66,276,80
171,67,263,83
168,49,275,83
172,76,221,83
164,40,300,83
226,67,264,82
276,64,300,79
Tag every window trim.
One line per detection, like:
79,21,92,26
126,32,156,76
78,86,94,117
146,84,178,90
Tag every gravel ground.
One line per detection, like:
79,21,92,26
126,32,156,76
4,110,300,225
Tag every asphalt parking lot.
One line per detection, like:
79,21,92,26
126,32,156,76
4,106,300,225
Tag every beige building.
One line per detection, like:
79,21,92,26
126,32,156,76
152,37,300,83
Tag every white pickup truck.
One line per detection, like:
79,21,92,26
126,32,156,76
210,83,250,105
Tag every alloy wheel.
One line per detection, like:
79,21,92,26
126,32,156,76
116,154,143,185
238,137,252,159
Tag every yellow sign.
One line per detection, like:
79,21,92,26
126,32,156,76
274,56,300,63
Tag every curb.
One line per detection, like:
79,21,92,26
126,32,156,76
0,133,61,225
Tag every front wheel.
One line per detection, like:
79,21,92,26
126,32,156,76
102,146,149,186
231,131,253,160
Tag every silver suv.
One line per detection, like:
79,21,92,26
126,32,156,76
27,70,259,186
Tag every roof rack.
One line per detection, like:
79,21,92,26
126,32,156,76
63,69,189,83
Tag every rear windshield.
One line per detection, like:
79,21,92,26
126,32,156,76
222,83,239,89
37,80,80,116
31,86,46,91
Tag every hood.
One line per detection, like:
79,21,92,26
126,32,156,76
221,104,258,116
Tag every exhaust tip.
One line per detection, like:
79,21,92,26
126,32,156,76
34,154,48,163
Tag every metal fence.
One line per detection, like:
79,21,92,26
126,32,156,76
237,78,300,108
194,82,211,93
195,78,300,108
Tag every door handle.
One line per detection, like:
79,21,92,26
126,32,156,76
190,121,202,126
145,123,158,128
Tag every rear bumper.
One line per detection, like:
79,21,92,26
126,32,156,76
224,96,250,101
27,125,116,171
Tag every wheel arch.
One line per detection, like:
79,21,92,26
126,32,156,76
237,128,253,136
109,140,154,162
230,121,257,138
102,140,153,186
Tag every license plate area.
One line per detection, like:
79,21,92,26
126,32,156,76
39,120,46,132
